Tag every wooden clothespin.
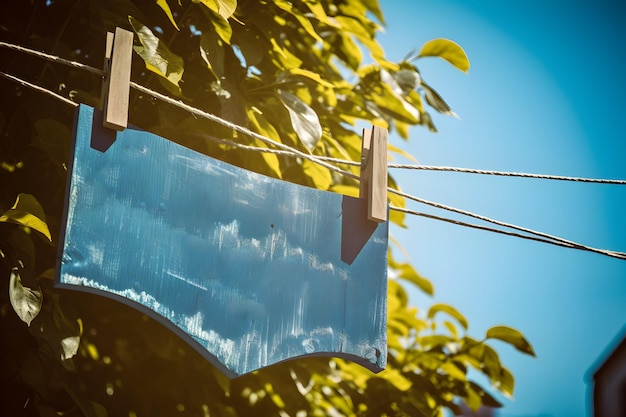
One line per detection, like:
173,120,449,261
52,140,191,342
359,125,388,222
101,27,133,131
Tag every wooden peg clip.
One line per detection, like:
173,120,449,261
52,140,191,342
101,27,133,131
359,125,388,222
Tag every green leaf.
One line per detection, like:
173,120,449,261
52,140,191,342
481,344,502,380
388,143,418,163
9,270,42,326
455,344,488,376
387,177,406,227
0,193,52,241
389,249,433,295
200,31,225,78
494,366,515,398
369,80,420,124
216,0,237,20
302,0,337,27
464,383,483,412
387,317,409,338
329,184,359,198
156,0,180,30
284,68,334,89
468,381,503,408
391,307,427,334
129,16,184,93
414,351,446,370
393,69,421,94
215,79,247,126
440,361,466,381
217,0,237,19
61,317,82,361
421,81,459,119
275,0,323,43
427,303,468,329
199,4,234,43
443,320,458,338
380,368,412,391
418,38,470,73
195,0,237,20
36,296,83,361
334,32,362,70
246,108,283,179
387,331,405,352
277,89,322,151
485,325,536,357
361,0,384,24
419,334,453,349
379,68,404,96
397,263,433,296
387,279,409,310
334,15,385,65
61,335,81,361
302,159,332,190
269,37,303,68
234,27,266,67
420,111,437,133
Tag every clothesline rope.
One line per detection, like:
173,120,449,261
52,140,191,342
129,81,361,180
0,41,360,180
1,40,625,260
0,41,105,76
389,164,626,185
387,188,626,259
2,40,625,186
389,205,626,260
0,70,78,107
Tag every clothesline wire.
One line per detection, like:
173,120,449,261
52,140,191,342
1,40,625,260
389,205,626,260
127,80,626,260
0,70,78,107
129,81,360,180
389,164,626,185
2,40,625,186
0,41,105,76
0,41,359,180
387,188,626,259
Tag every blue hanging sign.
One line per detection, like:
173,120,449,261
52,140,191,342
57,104,388,377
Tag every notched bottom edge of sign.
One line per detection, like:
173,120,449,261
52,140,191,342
54,279,387,379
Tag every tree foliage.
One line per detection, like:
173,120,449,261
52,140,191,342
0,0,534,416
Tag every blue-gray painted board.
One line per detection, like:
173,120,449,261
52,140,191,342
57,105,388,377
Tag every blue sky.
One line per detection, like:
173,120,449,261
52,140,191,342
380,1,626,416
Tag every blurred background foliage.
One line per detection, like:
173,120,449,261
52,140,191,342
0,0,534,416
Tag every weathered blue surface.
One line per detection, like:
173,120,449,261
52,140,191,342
57,104,388,377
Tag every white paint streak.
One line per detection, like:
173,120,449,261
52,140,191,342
165,270,208,291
